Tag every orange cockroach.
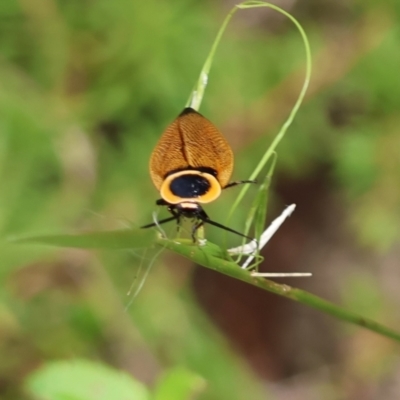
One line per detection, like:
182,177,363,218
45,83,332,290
141,107,255,241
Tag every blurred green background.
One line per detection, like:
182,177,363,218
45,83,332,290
1,0,400,399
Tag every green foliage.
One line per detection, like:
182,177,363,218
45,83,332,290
11,228,155,249
25,359,149,400
1,1,400,399
153,367,206,400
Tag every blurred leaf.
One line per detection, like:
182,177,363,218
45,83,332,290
153,367,206,400
335,130,378,197
9,228,155,249
25,359,149,400
341,273,386,320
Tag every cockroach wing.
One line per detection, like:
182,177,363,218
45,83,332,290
150,108,234,190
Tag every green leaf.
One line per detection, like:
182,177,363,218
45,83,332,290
25,359,149,400
9,228,155,249
158,237,400,343
153,367,206,400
